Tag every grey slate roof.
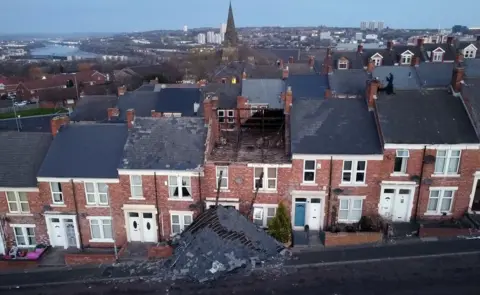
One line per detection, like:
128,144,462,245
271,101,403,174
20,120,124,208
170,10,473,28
465,59,480,78
330,51,366,69
37,123,128,178
255,48,300,63
460,78,480,137
0,114,64,133
119,117,206,170
421,43,456,62
372,66,421,90
117,91,159,120
155,88,203,116
241,79,285,108
286,74,329,99
415,63,454,88
376,90,478,144
291,98,382,155
70,95,118,122
0,132,52,187
202,83,241,109
245,64,282,79
328,70,369,96
135,84,155,92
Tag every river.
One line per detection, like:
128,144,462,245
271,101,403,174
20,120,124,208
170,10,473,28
30,44,97,58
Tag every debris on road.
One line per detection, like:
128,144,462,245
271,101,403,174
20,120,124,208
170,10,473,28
167,205,288,282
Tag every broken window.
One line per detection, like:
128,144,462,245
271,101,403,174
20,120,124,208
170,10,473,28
168,176,192,198
338,198,363,223
216,166,228,189
253,206,277,227
254,167,277,190
227,110,235,123
171,212,193,235
303,160,316,183
393,150,409,174
341,160,366,184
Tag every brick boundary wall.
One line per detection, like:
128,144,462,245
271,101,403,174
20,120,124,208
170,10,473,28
418,227,479,238
147,245,173,259
324,232,383,247
65,243,127,266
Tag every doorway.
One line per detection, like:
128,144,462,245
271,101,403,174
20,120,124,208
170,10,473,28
45,215,80,249
471,180,480,211
126,211,158,242
379,186,414,222
292,195,325,230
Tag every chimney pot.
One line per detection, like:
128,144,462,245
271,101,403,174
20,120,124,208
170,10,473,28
126,109,135,129
417,38,424,47
50,115,69,137
288,56,294,64
284,86,293,115
107,107,119,121
282,66,289,80
308,56,315,69
447,36,454,45
367,59,375,73
357,44,364,53
117,85,126,96
366,79,380,110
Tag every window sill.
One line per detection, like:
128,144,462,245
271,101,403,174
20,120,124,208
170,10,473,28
213,189,230,193
6,213,34,217
431,174,461,178
252,190,278,194
424,212,452,216
50,204,66,207
339,183,367,187
300,182,317,186
89,239,114,243
85,205,109,208
167,198,194,202
129,197,146,201
390,173,409,177
337,219,361,224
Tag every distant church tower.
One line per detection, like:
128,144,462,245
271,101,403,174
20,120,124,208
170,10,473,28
222,1,239,62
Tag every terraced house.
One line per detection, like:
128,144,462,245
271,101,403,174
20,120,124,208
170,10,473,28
1,37,480,254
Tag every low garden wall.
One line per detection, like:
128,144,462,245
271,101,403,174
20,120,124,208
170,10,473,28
324,232,383,247
0,259,39,270
147,245,173,259
65,244,126,266
418,227,478,238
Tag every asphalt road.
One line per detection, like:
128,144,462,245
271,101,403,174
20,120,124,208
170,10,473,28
3,252,480,295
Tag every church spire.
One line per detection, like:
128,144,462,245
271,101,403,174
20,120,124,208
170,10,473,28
224,1,238,47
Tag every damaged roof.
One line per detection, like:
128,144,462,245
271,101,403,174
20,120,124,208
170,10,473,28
38,123,128,178
241,79,285,108
372,66,421,90
291,98,382,155
328,69,369,96
0,132,52,187
119,117,206,170
155,88,203,116
376,90,478,144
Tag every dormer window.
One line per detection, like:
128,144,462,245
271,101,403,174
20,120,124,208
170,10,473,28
370,53,383,66
431,47,445,62
338,59,349,70
463,44,478,59
400,50,414,65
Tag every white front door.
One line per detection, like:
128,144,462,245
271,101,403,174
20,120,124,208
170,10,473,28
380,189,395,219
65,220,77,247
0,232,5,255
142,213,156,242
51,218,65,247
392,189,411,222
307,198,322,230
128,212,142,241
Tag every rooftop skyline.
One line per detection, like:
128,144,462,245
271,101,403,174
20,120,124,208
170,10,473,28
4,0,479,34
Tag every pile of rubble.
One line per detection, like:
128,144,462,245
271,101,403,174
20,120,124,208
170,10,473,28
167,205,288,282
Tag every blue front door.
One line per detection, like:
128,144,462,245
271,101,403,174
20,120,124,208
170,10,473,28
294,203,306,227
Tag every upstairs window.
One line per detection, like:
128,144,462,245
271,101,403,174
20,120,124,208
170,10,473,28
434,150,461,175
393,150,409,174
254,167,277,190
85,182,109,206
432,52,443,62
303,160,316,183
342,160,366,185
130,175,143,199
50,182,63,204
216,166,229,189
6,192,29,213
338,60,349,69
168,176,192,198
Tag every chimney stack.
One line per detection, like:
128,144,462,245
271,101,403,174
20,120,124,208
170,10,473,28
451,67,465,93
417,38,424,47
242,71,247,80
282,66,289,80
447,36,454,45
284,86,293,115
387,41,393,50
455,52,464,64
279,59,284,69
288,56,294,64
117,85,127,96
107,107,119,121
126,109,135,129
366,79,380,110
202,95,218,124
50,115,69,137
357,44,364,53
476,35,480,43
324,89,332,98
367,59,375,73
326,47,332,57
411,56,420,66
308,56,315,69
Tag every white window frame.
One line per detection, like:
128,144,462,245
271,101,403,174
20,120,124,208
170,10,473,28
129,175,143,199
401,54,412,65
6,191,30,214
250,105,267,116
303,160,316,183
170,211,193,236
226,109,235,124
168,176,192,199
216,166,229,189
84,182,109,206
11,225,36,247
254,167,277,191
88,217,113,242
253,205,278,228
432,51,443,62
426,188,456,215
338,197,364,223
341,160,367,185
338,60,348,69
372,57,382,66
50,182,64,204
464,49,476,59
217,109,225,123
434,150,461,175
393,149,409,174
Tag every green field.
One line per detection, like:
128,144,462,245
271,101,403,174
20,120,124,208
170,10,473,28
0,108,67,119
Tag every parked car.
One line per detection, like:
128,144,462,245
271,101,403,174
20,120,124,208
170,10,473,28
14,101,27,107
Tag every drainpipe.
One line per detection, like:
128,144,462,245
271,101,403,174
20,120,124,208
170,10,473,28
70,179,83,250
325,156,333,228
198,170,204,213
154,172,162,241
413,146,427,223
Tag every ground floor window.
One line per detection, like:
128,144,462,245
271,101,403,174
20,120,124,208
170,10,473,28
253,205,277,227
88,217,113,242
12,225,36,247
171,212,193,235
338,197,363,223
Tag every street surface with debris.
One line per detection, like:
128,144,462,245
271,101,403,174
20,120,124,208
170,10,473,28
2,251,480,295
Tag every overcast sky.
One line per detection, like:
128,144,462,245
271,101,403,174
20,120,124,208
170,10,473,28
4,0,478,33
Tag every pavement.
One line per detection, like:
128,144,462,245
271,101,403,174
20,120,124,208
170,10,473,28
1,238,480,291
